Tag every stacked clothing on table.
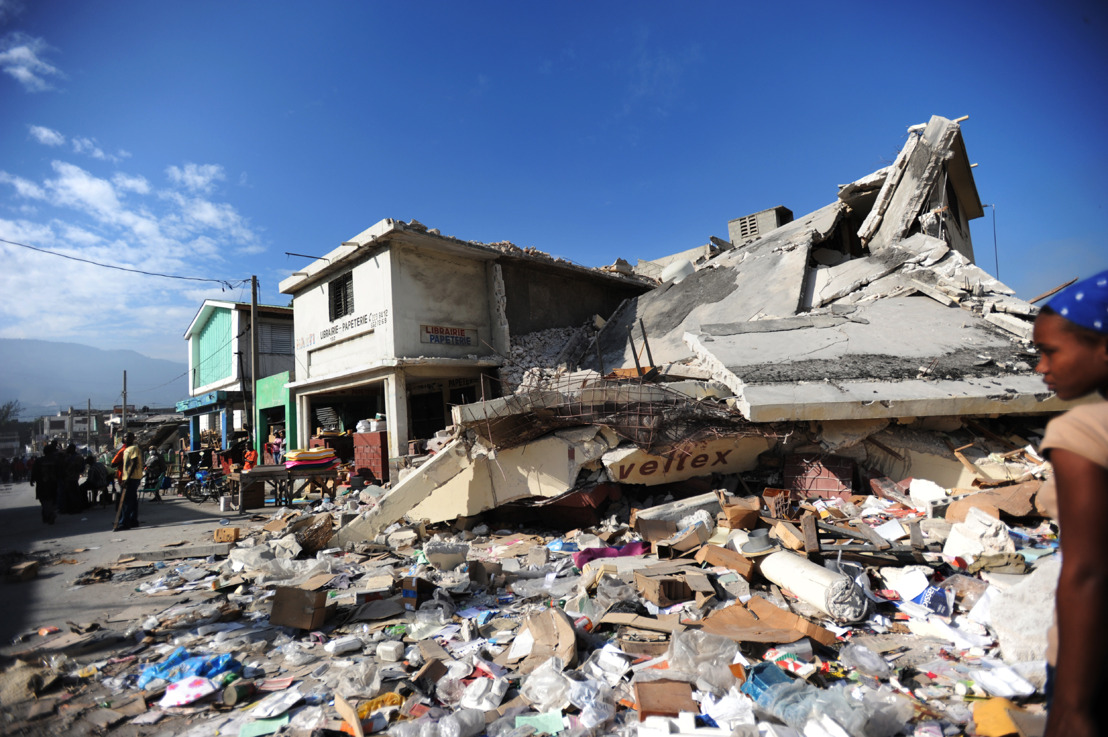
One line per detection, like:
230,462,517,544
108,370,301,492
284,447,339,471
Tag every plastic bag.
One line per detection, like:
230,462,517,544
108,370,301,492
519,656,571,713
839,642,893,679
439,708,485,737
333,660,382,700
665,628,738,694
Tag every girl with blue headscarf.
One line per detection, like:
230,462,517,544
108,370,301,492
1033,269,1108,737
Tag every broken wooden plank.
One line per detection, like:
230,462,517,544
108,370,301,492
908,521,924,550
816,520,891,551
773,521,805,551
800,514,820,555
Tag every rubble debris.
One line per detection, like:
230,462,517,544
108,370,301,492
1,116,1072,735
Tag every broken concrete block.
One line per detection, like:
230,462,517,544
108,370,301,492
989,556,1060,663
943,506,1016,560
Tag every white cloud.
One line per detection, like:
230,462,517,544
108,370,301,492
56,222,102,246
112,172,150,194
166,163,225,193
29,124,64,146
72,136,125,163
0,170,45,199
46,161,127,221
0,152,265,359
0,32,63,92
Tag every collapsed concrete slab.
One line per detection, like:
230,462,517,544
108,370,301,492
340,429,614,540
587,202,844,371
577,115,1076,428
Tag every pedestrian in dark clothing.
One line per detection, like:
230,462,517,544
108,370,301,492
60,443,85,513
12,456,26,482
144,449,167,502
30,443,59,523
80,456,111,507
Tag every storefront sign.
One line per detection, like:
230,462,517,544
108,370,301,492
420,324,477,346
603,436,772,486
299,309,389,348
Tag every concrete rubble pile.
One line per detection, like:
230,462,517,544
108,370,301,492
2,459,1061,736
1,115,1074,736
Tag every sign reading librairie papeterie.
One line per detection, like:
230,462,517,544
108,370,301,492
420,324,477,346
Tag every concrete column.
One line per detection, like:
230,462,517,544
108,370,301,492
385,371,408,459
190,416,201,451
487,263,511,357
296,394,311,451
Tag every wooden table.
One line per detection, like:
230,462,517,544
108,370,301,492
230,465,339,509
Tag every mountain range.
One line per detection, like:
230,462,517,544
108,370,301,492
0,339,188,420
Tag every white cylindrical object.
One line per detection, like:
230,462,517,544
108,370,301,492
759,551,870,623
660,259,695,284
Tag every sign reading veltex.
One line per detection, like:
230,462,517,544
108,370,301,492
602,436,771,486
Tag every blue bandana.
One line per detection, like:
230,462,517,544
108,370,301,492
1046,269,1108,334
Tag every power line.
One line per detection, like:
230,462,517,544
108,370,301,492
0,236,248,290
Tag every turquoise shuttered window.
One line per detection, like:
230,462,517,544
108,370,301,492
193,308,233,389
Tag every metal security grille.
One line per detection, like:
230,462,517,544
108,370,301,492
329,272,354,321
259,322,293,354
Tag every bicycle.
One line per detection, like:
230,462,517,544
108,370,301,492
185,469,226,504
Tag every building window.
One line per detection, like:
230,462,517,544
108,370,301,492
329,272,354,321
259,322,293,354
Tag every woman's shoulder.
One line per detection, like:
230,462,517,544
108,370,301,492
1043,398,1108,467
1047,399,1108,430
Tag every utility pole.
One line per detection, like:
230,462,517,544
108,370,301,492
87,398,91,451
251,275,259,455
122,370,127,439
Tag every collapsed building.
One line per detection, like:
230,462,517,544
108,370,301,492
3,116,1077,737
351,114,1076,535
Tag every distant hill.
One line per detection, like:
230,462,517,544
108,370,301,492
0,339,188,420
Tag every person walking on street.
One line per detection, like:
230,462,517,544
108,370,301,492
60,443,86,513
115,432,143,530
144,448,167,502
30,442,59,523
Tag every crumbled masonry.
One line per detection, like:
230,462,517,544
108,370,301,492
0,421,1062,736
0,115,1074,735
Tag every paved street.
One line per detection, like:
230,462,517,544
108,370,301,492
0,479,249,645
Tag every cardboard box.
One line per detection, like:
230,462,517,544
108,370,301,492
654,522,711,559
505,607,578,675
634,570,716,609
213,527,240,543
717,491,761,529
401,576,436,611
694,544,755,581
269,586,330,630
634,573,695,608
634,680,698,719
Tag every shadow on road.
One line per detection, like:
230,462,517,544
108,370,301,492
0,480,264,644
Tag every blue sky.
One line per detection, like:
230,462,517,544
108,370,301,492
1,0,1106,391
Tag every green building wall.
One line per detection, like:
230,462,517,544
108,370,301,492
255,371,296,456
